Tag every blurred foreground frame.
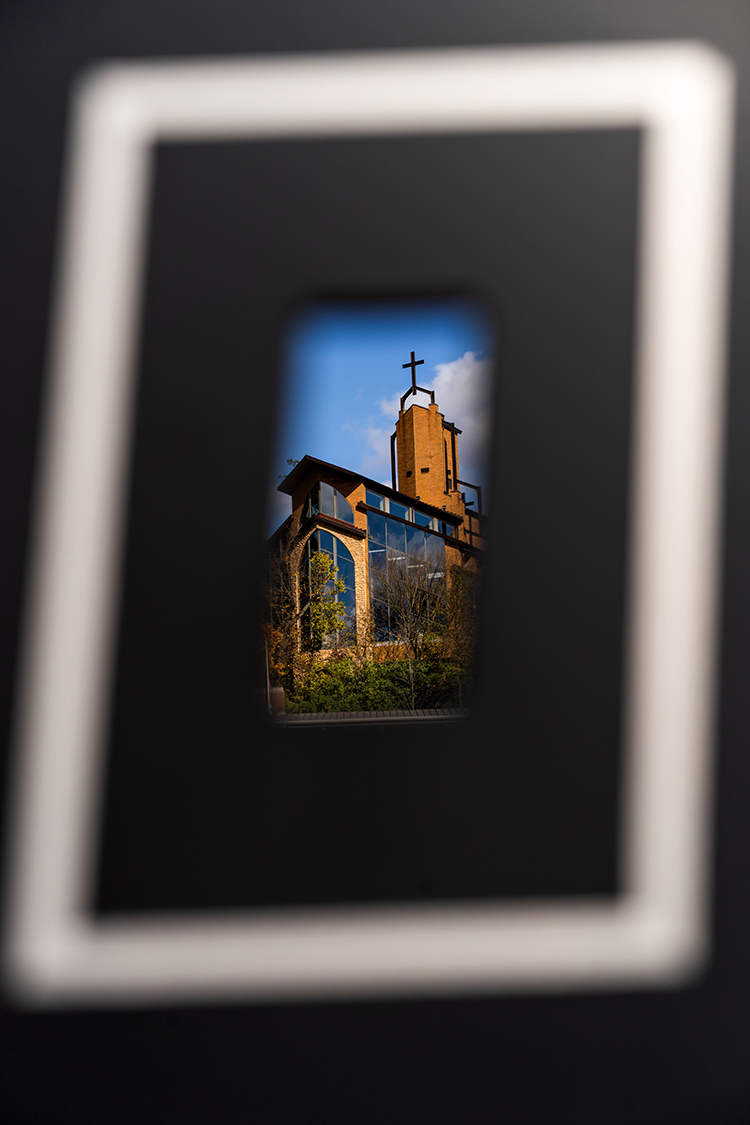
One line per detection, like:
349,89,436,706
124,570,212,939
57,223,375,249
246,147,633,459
4,43,734,1005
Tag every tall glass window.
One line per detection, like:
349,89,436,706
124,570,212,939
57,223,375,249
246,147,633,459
367,511,446,640
424,532,446,578
405,522,424,558
303,529,356,647
387,520,407,561
304,481,355,524
319,481,336,518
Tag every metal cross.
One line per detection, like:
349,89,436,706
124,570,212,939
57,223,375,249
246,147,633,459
399,350,434,410
402,351,424,392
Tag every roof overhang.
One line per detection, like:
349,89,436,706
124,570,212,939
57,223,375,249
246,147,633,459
278,455,464,525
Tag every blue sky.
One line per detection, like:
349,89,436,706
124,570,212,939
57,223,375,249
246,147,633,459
267,298,495,533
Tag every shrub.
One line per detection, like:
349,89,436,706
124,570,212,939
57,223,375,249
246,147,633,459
284,655,471,713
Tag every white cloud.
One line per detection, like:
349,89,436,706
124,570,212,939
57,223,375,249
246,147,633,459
365,426,390,460
358,425,391,479
378,391,401,421
429,351,492,483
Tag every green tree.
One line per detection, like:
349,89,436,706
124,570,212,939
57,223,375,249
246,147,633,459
304,550,348,651
263,533,348,685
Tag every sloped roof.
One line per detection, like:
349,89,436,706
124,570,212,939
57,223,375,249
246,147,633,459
277,454,463,525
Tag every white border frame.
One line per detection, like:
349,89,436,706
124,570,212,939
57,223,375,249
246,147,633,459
4,42,735,1004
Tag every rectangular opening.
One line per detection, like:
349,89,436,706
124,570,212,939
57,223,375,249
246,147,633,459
264,296,496,723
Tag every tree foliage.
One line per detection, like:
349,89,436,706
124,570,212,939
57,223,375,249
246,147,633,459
305,550,347,652
263,528,348,682
285,654,469,713
262,524,480,713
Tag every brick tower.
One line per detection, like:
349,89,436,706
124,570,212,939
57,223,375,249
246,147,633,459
393,351,465,518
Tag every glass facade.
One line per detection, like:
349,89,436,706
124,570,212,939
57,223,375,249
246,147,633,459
300,479,455,646
303,529,356,646
367,511,446,641
364,489,456,537
304,481,355,524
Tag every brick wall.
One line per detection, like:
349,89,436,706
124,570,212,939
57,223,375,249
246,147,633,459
395,402,465,521
395,402,446,506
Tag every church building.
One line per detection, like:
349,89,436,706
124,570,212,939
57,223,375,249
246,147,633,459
272,352,486,648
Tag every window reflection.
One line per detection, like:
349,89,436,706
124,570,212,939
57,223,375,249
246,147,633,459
362,489,450,534
367,510,447,641
304,481,355,524
387,522,407,560
405,523,423,557
367,510,386,548
319,481,336,518
365,489,384,510
303,529,356,647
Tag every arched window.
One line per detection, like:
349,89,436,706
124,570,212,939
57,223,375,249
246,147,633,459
304,481,355,524
302,529,356,648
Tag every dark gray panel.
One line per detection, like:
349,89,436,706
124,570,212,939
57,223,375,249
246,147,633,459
95,128,638,911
